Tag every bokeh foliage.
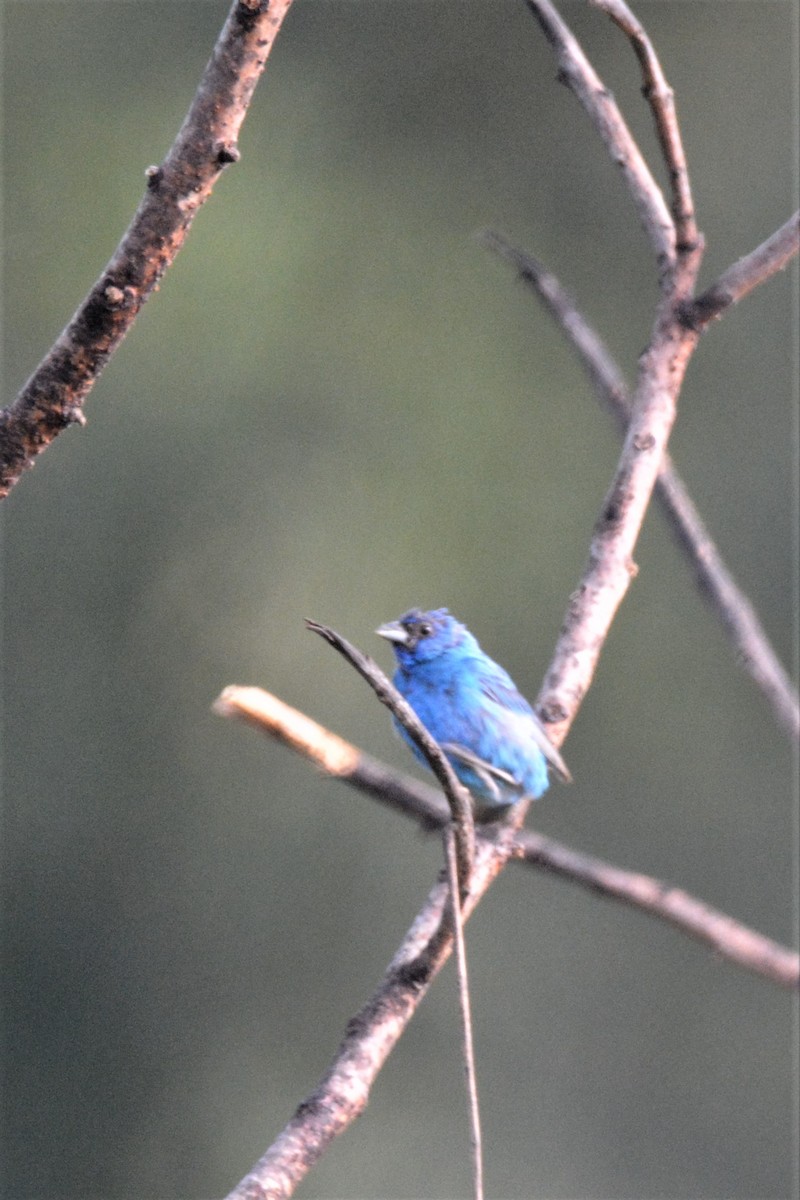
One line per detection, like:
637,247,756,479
2,2,797,1197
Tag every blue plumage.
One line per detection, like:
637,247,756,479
377,607,570,818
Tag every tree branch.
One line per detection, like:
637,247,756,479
303,622,483,1194
223,833,510,1200
681,211,800,330
0,0,294,499
210,2,790,1193
214,686,799,990
518,2,706,743
479,230,800,741
523,0,676,272
514,829,799,987
536,295,702,740
213,685,448,828
590,0,699,250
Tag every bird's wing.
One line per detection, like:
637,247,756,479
480,678,573,784
441,741,518,805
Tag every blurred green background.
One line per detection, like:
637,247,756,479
2,2,797,1197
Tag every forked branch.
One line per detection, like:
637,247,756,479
211,2,794,1194
480,230,800,741
591,0,698,249
523,0,675,270
683,211,800,329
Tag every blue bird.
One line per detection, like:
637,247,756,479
377,607,571,819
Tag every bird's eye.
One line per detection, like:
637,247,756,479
418,622,433,637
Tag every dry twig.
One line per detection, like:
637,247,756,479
444,827,484,1200
303,623,484,1194
223,835,510,1200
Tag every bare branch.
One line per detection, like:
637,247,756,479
656,467,800,740
304,620,475,888
214,686,800,989
479,230,630,402
304,622,483,1191
515,831,799,988
590,0,699,250
681,211,800,330
523,0,676,272
480,230,800,741
0,0,295,498
536,277,703,738
212,685,448,828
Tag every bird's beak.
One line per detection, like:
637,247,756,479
376,620,408,646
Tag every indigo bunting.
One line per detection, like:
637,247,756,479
377,608,571,818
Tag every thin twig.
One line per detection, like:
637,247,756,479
214,686,800,989
444,828,484,1200
681,211,800,330
515,829,800,987
0,0,295,498
590,0,699,250
522,0,675,273
479,230,800,741
224,836,509,1200
304,620,475,889
300,622,482,1189
479,230,630,401
656,467,800,741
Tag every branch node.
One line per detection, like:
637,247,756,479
538,699,568,725
215,141,241,165
103,285,126,308
236,0,269,23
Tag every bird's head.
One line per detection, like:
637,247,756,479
376,607,469,667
